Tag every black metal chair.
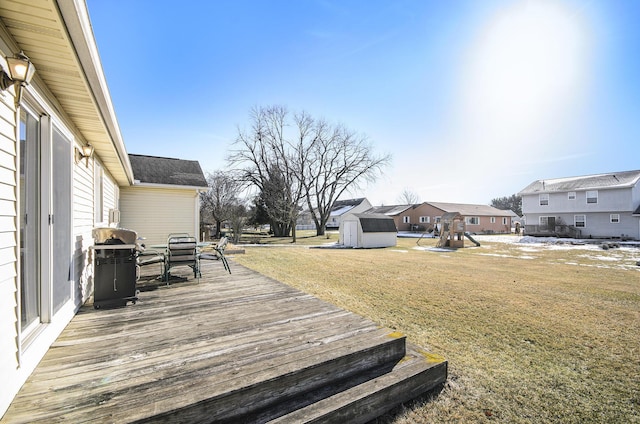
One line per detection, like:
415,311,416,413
164,235,199,282
199,236,231,274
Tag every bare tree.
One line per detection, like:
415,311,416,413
301,119,390,236
397,188,420,205
200,170,241,239
230,105,391,239
229,106,304,241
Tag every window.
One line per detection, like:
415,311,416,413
403,216,410,224
568,191,576,200
502,217,508,225
539,193,549,206
586,190,598,204
490,217,496,224
539,216,549,226
575,215,586,228
420,216,430,223
435,216,441,223
465,216,479,225
610,214,620,223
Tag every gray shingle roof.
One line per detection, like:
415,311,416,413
426,202,513,217
366,204,412,216
352,213,397,233
519,170,640,194
129,154,208,188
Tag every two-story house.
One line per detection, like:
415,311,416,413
519,170,640,240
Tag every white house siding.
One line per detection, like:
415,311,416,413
72,157,119,306
0,75,125,419
120,187,200,245
0,89,19,418
523,186,640,239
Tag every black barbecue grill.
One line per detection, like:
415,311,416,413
91,228,142,309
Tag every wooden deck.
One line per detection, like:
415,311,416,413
2,258,447,423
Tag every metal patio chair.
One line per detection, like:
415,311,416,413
199,236,231,274
164,235,200,282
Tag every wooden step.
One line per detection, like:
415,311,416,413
135,329,407,423
266,344,447,424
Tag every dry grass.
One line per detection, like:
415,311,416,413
232,236,640,423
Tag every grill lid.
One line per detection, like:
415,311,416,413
93,227,138,245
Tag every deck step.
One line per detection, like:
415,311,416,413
267,344,447,424
137,329,408,422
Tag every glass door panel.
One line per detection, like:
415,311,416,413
19,110,40,332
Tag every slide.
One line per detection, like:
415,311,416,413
464,232,481,247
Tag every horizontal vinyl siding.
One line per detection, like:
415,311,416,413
120,187,198,246
73,154,95,305
0,94,19,416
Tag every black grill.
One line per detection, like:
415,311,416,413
92,228,140,309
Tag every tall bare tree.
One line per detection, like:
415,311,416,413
229,106,304,240
301,119,390,236
200,170,241,239
230,105,390,239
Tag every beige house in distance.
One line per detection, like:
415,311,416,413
120,154,208,245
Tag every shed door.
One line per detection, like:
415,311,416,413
344,221,357,247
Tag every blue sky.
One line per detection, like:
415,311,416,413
86,0,640,205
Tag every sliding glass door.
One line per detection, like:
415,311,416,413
19,107,73,340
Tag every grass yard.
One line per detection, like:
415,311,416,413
232,235,640,423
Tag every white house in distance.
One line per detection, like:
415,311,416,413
519,170,640,239
120,154,208,246
325,198,372,229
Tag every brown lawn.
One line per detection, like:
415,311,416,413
232,234,640,423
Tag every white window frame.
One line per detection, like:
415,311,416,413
490,217,496,224
610,214,620,223
419,216,430,223
568,191,576,200
502,217,508,225
465,216,480,225
586,190,598,204
403,216,410,224
574,215,586,228
539,193,549,206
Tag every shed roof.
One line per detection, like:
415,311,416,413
352,213,397,233
426,202,512,217
519,170,640,194
129,154,208,188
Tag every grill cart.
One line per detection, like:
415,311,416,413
91,228,141,309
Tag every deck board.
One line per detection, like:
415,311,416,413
3,260,446,423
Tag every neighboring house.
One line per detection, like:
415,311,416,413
339,213,397,248
368,202,512,234
366,204,414,232
325,198,372,229
422,202,513,234
519,170,640,239
120,154,208,245
0,1,135,415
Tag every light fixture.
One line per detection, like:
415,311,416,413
0,51,36,106
75,144,94,167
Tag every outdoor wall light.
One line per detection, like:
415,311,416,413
75,144,94,167
0,51,36,106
